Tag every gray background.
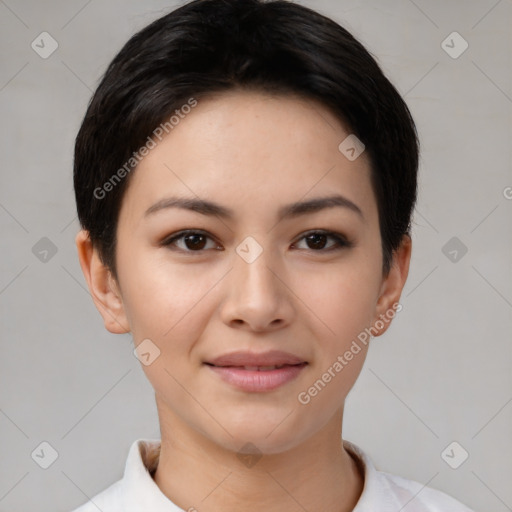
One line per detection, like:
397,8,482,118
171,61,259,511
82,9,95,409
0,0,511,511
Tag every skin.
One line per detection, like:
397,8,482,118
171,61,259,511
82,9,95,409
76,89,411,512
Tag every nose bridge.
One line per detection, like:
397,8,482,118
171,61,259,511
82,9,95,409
234,237,281,301
221,236,293,329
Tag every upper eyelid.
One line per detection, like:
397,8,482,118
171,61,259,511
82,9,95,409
162,229,351,250
162,230,222,252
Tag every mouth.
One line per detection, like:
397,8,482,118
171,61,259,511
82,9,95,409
203,350,308,392
205,349,307,368
205,362,308,372
205,363,307,371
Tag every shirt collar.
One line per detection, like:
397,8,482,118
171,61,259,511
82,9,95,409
120,438,387,511
343,440,399,511
120,438,182,510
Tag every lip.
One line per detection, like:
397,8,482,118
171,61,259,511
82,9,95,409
206,350,307,367
204,350,308,392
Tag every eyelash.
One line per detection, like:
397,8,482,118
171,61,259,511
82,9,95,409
160,229,353,254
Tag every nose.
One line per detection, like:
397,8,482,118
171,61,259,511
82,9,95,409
219,244,295,332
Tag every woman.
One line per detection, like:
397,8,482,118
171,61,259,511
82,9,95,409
71,0,474,510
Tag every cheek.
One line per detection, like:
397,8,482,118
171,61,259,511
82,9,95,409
116,247,218,343
294,267,375,414
292,259,380,346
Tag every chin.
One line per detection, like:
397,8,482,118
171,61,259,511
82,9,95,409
204,415,310,456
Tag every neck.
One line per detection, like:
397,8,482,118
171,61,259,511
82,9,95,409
152,397,364,512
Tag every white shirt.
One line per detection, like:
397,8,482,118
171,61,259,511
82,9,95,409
71,438,475,511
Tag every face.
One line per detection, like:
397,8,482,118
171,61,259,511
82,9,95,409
79,89,410,455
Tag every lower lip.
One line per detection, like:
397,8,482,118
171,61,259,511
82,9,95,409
206,364,307,392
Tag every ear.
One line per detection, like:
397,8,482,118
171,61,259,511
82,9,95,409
75,229,130,334
371,234,412,337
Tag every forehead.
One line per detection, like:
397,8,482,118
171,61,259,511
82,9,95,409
119,89,377,226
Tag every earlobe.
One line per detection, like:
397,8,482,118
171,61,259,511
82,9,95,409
75,229,130,334
371,235,412,337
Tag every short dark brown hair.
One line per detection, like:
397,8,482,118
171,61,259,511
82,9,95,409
74,0,419,279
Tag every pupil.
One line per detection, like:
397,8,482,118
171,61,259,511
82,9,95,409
186,234,206,250
307,233,326,249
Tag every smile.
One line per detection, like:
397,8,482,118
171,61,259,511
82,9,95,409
204,362,308,392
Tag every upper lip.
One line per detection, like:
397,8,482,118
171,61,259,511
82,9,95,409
205,350,307,367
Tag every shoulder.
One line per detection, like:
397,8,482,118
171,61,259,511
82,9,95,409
68,438,166,512
344,441,475,512
69,479,124,512
378,470,475,511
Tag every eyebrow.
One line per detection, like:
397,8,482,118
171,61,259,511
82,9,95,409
144,194,364,222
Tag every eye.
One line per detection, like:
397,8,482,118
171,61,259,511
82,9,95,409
293,230,353,251
161,230,221,252
161,229,353,254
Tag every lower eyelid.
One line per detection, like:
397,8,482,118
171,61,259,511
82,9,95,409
294,232,352,250
164,232,220,251
162,230,352,252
